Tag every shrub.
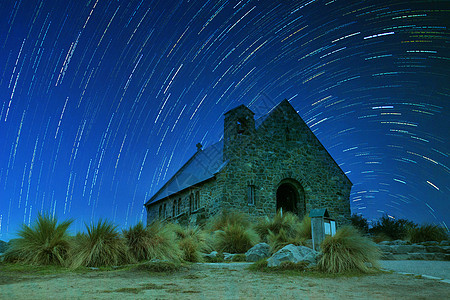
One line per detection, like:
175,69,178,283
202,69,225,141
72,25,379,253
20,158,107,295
369,215,416,240
408,224,448,243
4,213,72,266
169,223,206,262
350,214,369,234
205,210,251,232
318,226,380,273
69,219,131,268
214,223,259,253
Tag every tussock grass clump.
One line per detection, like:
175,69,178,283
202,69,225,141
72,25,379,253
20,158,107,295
297,216,312,239
318,226,380,273
214,223,260,253
123,222,154,262
408,224,448,243
169,223,206,262
205,210,251,232
140,220,182,262
4,213,72,266
69,220,131,268
256,211,310,253
254,210,300,240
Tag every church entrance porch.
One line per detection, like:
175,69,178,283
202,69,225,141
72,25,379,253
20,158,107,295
275,179,306,219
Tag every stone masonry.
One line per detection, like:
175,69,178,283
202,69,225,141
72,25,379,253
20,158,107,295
145,99,352,226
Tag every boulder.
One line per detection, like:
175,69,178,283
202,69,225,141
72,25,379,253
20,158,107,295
267,244,318,267
394,244,428,254
203,251,219,259
440,240,450,246
391,240,410,245
245,243,270,262
223,252,237,261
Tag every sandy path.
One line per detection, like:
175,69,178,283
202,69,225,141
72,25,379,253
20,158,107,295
380,260,450,280
1,263,449,299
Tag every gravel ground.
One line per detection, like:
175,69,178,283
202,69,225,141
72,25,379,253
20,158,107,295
380,260,450,280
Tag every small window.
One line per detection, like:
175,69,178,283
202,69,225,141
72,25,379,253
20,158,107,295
195,191,200,210
189,194,194,213
159,205,163,218
177,198,181,215
172,201,176,217
248,185,256,205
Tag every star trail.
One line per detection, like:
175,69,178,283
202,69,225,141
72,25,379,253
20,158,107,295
0,0,449,240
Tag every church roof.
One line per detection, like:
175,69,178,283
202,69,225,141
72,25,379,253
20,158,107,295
145,140,226,206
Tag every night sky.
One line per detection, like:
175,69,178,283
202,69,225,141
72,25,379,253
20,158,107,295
0,0,449,241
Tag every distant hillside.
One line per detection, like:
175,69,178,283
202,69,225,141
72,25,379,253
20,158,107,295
0,240,8,253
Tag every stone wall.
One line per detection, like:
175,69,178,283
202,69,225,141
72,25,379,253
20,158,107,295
378,240,450,261
221,100,352,225
146,178,221,225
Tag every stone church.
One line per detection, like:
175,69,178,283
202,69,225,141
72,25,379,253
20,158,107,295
145,99,352,226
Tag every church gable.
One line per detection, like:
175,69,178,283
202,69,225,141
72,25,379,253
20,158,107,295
256,99,351,185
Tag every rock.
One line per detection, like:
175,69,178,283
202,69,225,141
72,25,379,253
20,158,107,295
303,239,313,249
391,240,410,245
440,240,450,246
379,241,391,245
419,241,439,246
223,252,237,261
426,246,450,254
377,245,392,252
203,251,219,259
267,244,318,267
245,243,270,262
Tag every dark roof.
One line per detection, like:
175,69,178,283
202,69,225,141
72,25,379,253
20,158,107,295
145,140,226,206
145,111,271,207
309,208,330,218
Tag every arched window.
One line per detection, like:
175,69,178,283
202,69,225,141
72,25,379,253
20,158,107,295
195,191,200,210
248,185,255,205
172,201,176,217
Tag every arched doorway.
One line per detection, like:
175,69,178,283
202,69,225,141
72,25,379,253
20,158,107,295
276,183,297,213
276,179,306,218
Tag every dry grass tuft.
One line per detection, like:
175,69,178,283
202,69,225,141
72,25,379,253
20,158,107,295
318,226,380,273
213,223,259,253
4,213,72,266
69,219,131,268
169,223,207,262
205,210,251,232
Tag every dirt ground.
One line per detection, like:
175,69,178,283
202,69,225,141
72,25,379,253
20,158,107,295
0,262,448,300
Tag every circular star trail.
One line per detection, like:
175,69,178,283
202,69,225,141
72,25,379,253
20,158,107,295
0,0,449,240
